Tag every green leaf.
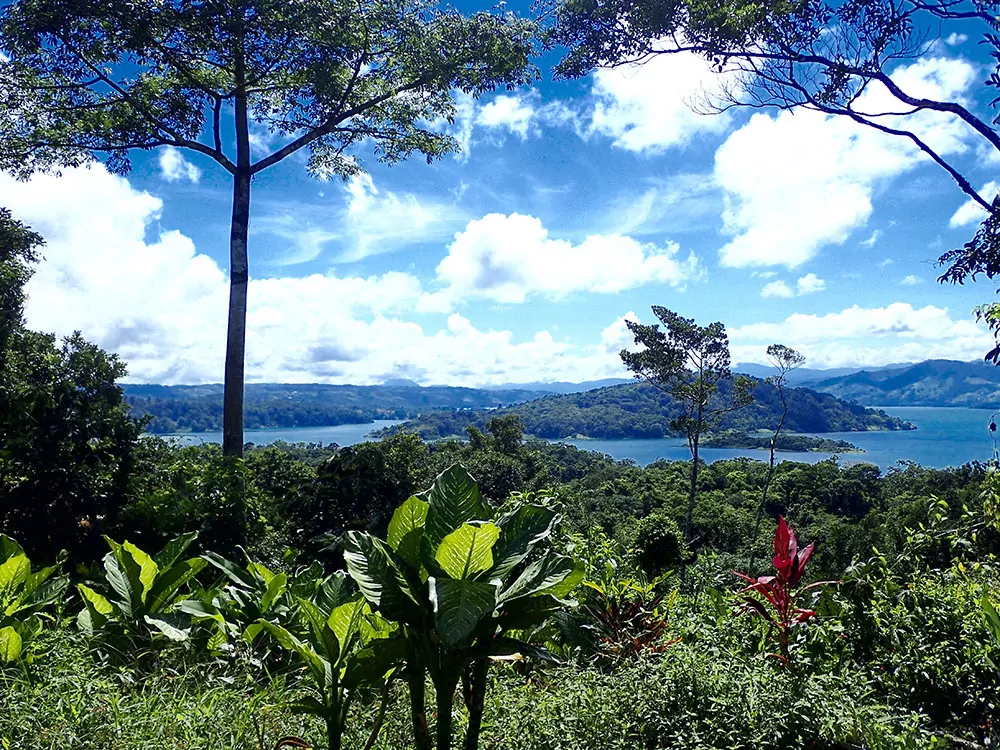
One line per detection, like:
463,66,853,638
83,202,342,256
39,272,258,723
343,532,422,625
298,598,341,667
388,496,429,552
287,696,330,718
0,554,29,608
424,465,489,551
146,558,207,614
153,532,198,571
260,620,331,690
260,572,287,613
983,594,1000,645
123,542,159,602
435,523,500,580
329,598,371,659
314,572,356,616
175,599,225,625
498,594,566,631
499,554,582,603
201,551,254,588
429,577,496,646
0,626,22,662
144,614,191,642
490,504,558,578
0,535,24,564
343,637,407,691
77,584,113,617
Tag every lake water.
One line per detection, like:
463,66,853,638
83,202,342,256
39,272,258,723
162,407,1000,470
164,420,406,447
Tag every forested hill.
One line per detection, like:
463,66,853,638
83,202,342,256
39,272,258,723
124,383,550,433
385,380,914,440
804,359,1000,408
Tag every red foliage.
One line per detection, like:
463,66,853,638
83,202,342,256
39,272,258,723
732,517,836,665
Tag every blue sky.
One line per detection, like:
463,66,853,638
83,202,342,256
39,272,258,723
1,9,998,385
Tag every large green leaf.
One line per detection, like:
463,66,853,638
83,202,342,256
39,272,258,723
435,523,500,581
0,626,22,662
260,620,332,690
123,542,159,602
499,554,582,604
201,551,254,588
984,594,1000,645
424,465,489,551
144,614,191,642
153,532,198,571
328,598,370,660
103,541,141,617
343,637,407,691
429,577,496,646
388,496,429,551
0,554,29,608
497,594,566,630
490,504,558,578
146,558,207,614
0,535,24,564
314,572,356,616
260,572,287,613
298,598,342,667
343,532,422,625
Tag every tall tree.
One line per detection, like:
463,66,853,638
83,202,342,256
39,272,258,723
0,0,537,456
749,343,804,571
620,306,754,541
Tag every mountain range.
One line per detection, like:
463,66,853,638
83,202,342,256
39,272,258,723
800,359,1000,408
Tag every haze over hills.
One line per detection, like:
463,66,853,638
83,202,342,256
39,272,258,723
734,362,916,385
802,359,1000,408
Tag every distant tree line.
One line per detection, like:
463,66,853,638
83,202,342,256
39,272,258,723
391,380,913,441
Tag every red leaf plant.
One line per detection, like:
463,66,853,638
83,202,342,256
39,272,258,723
732,516,837,666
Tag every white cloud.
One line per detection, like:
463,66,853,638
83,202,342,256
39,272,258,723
256,173,463,265
477,94,536,138
949,181,998,228
589,51,732,153
158,147,201,183
900,274,924,285
0,164,643,386
861,230,882,248
796,273,825,295
878,258,894,269
715,57,978,268
761,274,824,297
433,213,703,305
730,303,993,367
945,33,968,46
761,280,794,298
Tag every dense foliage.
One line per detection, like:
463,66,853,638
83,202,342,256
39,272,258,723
124,383,549,433
702,430,862,453
390,380,914,440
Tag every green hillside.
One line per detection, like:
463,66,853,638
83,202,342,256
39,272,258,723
387,379,914,440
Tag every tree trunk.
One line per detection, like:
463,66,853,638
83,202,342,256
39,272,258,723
408,664,432,750
684,403,704,539
222,63,251,458
434,671,460,750
461,658,489,750
750,378,788,572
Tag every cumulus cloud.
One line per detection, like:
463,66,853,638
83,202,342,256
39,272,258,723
949,181,998,228
477,94,537,138
796,273,825,295
158,147,202,183
715,57,978,268
0,164,639,385
433,213,703,305
761,274,824,297
900,274,924,285
730,303,993,367
589,51,731,153
861,230,882,248
761,280,794,298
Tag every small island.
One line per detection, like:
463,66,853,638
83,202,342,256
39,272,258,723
702,430,864,453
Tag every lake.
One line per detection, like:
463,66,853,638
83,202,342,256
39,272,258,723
162,407,1000,469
